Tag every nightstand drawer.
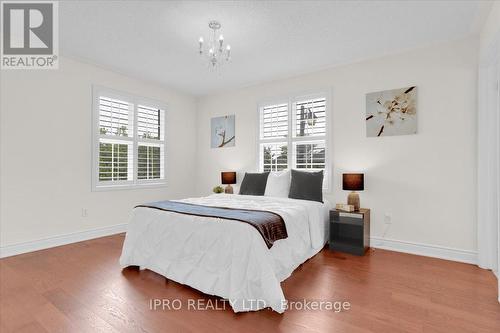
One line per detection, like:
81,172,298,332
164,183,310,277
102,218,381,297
330,223,363,245
330,211,363,221
331,216,363,226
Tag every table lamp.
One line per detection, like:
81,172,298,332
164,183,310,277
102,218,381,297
342,173,364,211
221,172,236,194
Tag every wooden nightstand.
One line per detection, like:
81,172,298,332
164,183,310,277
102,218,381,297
329,209,370,256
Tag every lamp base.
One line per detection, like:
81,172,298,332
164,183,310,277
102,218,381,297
224,184,234,194
347,192,360,211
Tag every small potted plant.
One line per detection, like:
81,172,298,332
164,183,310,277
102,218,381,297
213,185,224,194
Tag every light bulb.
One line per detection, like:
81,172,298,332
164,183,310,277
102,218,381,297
199,37,204,43
219,34,224,41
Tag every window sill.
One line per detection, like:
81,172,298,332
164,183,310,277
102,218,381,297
92,182,167,192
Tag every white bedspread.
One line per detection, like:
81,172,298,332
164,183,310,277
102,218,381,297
119,194,330,313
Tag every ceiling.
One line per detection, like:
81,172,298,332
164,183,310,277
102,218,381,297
60,1,491,96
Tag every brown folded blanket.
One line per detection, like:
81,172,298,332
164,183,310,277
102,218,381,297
135,200,288,249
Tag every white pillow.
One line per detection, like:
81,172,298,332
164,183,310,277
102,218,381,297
264,170,291,198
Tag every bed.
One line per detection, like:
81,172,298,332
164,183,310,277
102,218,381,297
119,194,331,313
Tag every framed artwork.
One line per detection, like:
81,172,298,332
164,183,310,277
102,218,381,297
366,86,417,137
211,115,235,148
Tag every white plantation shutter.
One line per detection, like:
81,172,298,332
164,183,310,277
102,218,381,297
293,96,328,187
137,104,165,182
97,96,133,183
260,103,288,139
294,141,326,170
294,97,326,137
93,87,167,190
261,142,288,172
98,140,133,181
292,96,327,174
138,144,164,180
259,102,289,171
99,97,133,137
258,93,330,190
137,105,164,140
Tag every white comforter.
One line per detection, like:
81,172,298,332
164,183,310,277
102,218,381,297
119,194,330,313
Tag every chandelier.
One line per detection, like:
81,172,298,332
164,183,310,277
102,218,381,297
198,20,231,70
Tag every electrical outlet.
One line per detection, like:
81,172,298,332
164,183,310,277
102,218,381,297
384,213,392,224
81,208,88,218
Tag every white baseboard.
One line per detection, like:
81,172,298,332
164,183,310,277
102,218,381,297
370,236,478,265
0,223,128,258
0,227,479,266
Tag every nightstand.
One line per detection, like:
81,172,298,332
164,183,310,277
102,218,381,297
329,209,370,255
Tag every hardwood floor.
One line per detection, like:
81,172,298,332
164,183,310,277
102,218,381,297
1,234,499,333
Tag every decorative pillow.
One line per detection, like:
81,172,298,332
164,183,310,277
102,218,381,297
264,170,291,198
239,172,270,196
288,169,324,203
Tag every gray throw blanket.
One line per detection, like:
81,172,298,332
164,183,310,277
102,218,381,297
135,200,288,249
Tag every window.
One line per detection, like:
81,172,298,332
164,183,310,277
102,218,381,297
92,86,166,190
258,93,330,189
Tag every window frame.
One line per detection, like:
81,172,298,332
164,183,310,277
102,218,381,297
91,85,167,191
256,90,332,192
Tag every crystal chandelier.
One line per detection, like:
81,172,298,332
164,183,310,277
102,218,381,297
198,20,231,70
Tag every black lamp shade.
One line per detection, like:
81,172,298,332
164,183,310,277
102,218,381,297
342,173,364,191
221,172,236,185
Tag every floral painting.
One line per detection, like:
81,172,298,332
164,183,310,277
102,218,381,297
211,115,235,148
366,86,417,137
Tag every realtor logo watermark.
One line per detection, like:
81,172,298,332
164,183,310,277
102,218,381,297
1,1,58,69
149,298,352,312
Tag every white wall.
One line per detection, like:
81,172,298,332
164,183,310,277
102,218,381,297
479,1,500,60
196,37,478,253
0,57,198,249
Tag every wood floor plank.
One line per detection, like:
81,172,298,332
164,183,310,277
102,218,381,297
0,234,499,332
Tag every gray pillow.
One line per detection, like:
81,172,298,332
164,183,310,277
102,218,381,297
288,170,323,202
239,172,270,196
